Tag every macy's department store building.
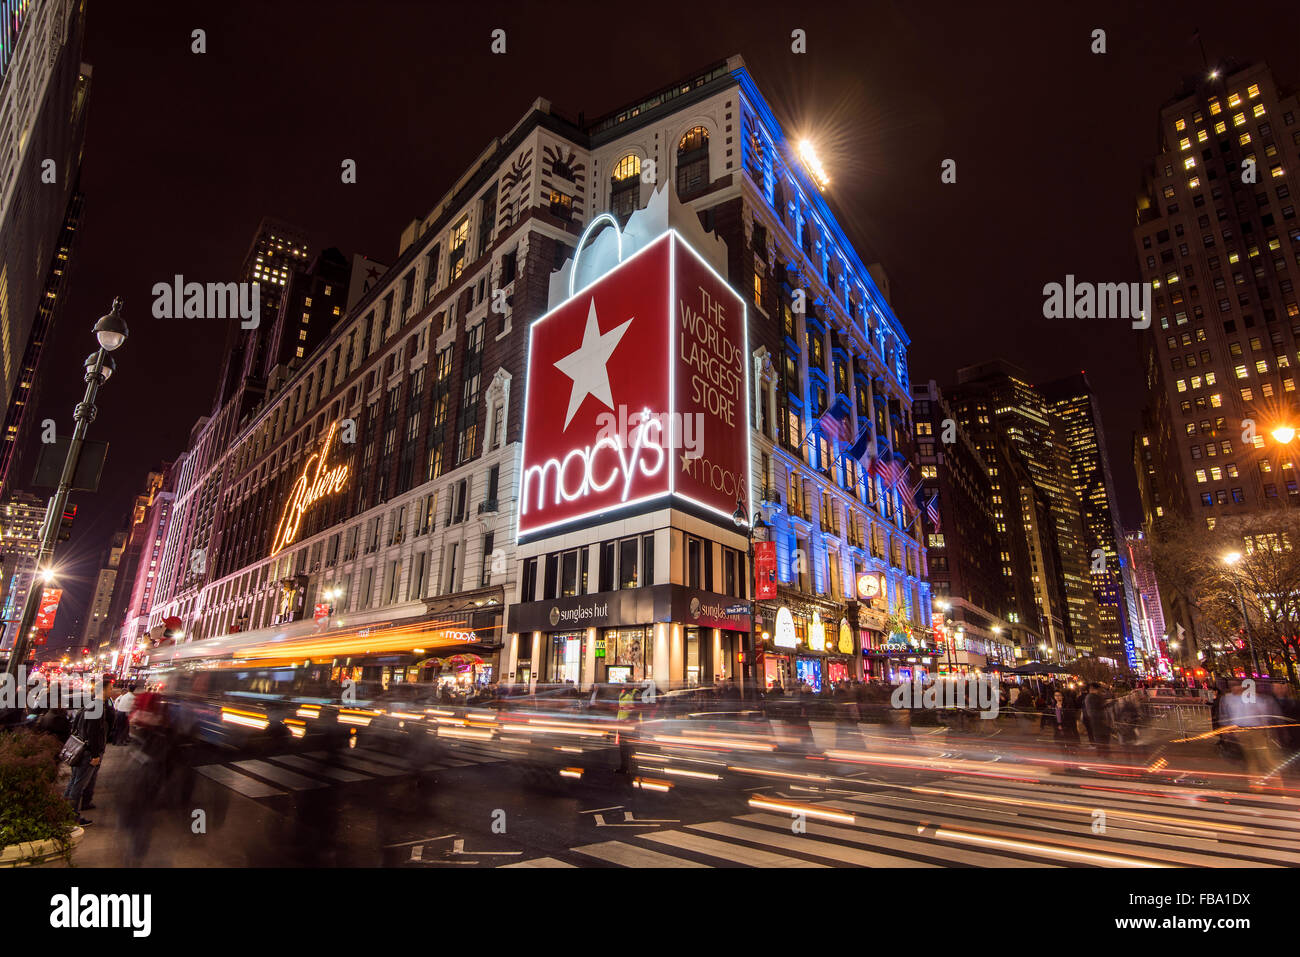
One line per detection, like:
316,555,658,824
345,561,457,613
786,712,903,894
502,197,758,690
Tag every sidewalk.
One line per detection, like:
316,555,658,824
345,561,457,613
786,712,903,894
43,743,283,868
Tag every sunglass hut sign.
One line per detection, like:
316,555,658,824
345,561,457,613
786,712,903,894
519,230,750,537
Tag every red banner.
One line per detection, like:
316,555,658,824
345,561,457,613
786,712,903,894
755,541,777,600
314,602,330,624
34,588,62,630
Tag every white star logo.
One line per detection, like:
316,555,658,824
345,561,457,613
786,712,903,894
554,299,633,430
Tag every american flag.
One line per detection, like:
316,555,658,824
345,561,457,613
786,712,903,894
925,493,940,529
901,474,925,510
816,395,854,444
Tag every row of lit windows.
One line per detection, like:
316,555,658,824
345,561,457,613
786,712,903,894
1174,84,1262,133
1195,464,1240,482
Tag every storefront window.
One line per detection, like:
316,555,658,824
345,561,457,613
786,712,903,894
549,633,584,683
609,627,649,681
795,657,822,692
685,628,700,688
827,660,850,685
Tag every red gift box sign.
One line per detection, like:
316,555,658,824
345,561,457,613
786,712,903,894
518,230,750,538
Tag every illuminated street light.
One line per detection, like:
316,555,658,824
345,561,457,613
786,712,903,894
797,140,829,191
5,297,129,680
1272,425,1296,445
1223,551,1242,566
40,568,55,584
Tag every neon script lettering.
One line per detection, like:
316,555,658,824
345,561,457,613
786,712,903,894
270,422,350,557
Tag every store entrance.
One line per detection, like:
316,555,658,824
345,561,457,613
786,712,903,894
548,633,584,684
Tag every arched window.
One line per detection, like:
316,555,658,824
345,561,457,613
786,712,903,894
676,126,710,197
610,153,641,222
612,154,641,181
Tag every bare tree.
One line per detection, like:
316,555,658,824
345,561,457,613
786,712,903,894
1150,510,1300,687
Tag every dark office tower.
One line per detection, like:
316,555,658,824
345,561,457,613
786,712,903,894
1041,372,1134,666
0,0,90,496
949,360,1101,661
263,247,351,374
214,218,312,411
912,380,1015,669
1134,61,1300,529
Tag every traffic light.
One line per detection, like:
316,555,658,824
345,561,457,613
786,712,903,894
57,505,76,542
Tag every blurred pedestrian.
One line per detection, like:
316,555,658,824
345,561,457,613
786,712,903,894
1042,689,1080,752
63,698,108,825
1083,683,1113,756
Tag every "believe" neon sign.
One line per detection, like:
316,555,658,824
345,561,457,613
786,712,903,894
270,422,350,557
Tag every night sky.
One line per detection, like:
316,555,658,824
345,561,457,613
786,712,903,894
31,0,1300,651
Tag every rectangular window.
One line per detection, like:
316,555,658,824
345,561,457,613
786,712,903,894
543,552,559,600
444,543,460,594
521,557,538,602
561,549,579,598
599,541,616,593
642,535,654,587
619,538,639,589
480,533,495,587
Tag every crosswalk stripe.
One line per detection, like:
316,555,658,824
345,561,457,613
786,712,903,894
905,777,1300,842
232,759,328,790
195,763,286,798
740,811,1058,868
689,819,939,867
500,858,578,868
638,829,829,867
820,795,1267,868
352,748,413,769
573,841,711,868
319,753,406,777
269,754,371,783
900,788,1300,863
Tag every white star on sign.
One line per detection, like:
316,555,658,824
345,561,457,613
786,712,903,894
554,299,633,430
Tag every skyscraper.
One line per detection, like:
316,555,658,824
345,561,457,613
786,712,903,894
1041,372,1134,665
912,379,1015,669
81,529,127,652
0,489,45,652
949,360,1101,661
0,0,91,496
214,218,312,412
1123,530,1167,672
1134,61,1300,527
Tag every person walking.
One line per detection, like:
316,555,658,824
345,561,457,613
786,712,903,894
1083,683,1113,756
1042,689,1080,752
615,680,639,775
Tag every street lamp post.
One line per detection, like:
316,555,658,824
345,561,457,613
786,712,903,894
4,299,128,679
733,496,769,699
1222,551,1264,677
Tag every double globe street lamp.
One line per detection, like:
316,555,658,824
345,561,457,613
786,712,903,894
4,299,128,679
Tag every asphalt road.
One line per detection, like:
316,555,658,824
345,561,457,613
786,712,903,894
56,721,1300,868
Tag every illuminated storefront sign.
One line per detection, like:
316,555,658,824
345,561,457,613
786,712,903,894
774,606,797,649
270,421,350,557
518,228,750,538
808,610,826,651
838,618,854,655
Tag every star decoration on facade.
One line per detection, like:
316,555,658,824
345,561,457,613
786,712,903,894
554,299,633,430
